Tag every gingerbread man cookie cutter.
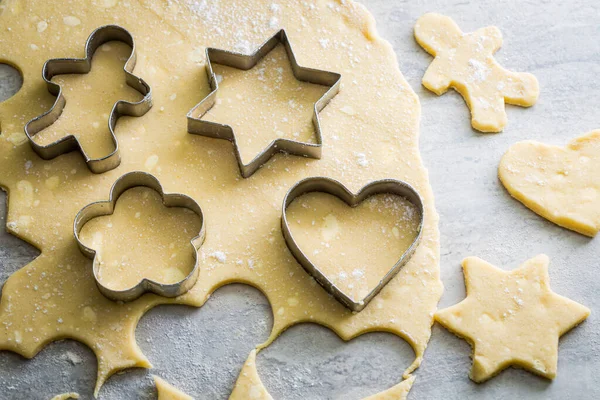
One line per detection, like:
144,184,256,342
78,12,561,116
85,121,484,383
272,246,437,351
187,29,341,178
414,13,539,132
74,171,205,302
25,25,153,173
281,177,424,312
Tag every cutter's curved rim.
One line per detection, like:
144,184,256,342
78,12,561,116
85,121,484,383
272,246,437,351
73,171,205,302
24,24,153,174
281,176,425,312
187,29,341,178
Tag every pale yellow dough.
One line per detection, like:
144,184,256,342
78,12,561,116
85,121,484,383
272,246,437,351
499,130,600,237
154,375,194,400
436,255,589,382
286,192,420,302
50,393,79,400
0,0,443,398
414,13,539,133
78,187,202,291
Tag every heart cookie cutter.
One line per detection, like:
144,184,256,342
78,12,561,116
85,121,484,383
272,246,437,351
74,171,205,302
187,29,341,178
25,25,153,174
281,177,424,312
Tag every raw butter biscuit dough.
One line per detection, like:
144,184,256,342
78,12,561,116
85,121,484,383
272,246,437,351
154,375,194,400
499,130,600,237
414,13,539,133
50,394,79,400
435,255,589,382
285,192,421,302
0,0,443,397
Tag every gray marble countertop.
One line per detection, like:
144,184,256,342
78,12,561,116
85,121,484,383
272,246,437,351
0,0,598,399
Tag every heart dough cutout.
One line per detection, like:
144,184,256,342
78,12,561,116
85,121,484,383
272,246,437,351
499,130,600,237
281,177,424,312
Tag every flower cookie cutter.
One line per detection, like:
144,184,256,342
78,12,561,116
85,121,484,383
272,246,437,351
187,29,341,178
281,177,424,312
74,171,205,302
25,25,153,174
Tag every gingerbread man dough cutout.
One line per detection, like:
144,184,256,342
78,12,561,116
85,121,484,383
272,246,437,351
414,13,539,132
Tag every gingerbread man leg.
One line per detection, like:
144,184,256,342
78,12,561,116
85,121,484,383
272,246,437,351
468,91,507,132
422,59,452,95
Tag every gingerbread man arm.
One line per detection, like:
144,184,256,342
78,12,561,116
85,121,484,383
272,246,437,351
501,71,540,106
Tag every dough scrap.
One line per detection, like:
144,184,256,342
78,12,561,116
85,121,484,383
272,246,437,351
414,13,539,132
499,130,600,237
50,394,79,400
435,255,590,382
0,0,442,398
154,375,194,400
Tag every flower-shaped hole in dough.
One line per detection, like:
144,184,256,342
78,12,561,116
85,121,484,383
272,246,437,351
74,172,205,302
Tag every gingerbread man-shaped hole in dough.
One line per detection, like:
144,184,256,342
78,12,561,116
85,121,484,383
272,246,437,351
414,13,539,133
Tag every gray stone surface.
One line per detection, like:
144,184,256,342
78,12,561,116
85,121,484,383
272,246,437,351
0,0,599,399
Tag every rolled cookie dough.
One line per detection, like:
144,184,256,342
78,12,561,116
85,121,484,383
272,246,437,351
0,0,442,397
49,394,79,400
154,376,194,400
436,255,590,382
499,130,600,237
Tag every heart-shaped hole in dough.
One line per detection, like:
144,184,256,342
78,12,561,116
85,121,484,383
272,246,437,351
282,178,423,312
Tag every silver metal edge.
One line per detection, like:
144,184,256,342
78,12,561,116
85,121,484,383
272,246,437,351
281,176,424,312
73,171,205,302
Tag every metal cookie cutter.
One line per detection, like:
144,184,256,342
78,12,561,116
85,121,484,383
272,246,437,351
74,171,205,302
187,29,341,178
25,25,153,174
281,177,424,312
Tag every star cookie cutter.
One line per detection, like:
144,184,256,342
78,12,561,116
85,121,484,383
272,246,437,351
24,25,153,174
74,171,205,302
281,177,424,312
187,29,341,178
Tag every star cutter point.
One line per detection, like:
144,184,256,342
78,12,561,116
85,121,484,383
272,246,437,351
24,25,153,174
187,29,341,178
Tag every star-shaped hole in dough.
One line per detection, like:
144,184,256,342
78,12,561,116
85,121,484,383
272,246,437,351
414,13,539,133
435,255,589,382
499,130,600,237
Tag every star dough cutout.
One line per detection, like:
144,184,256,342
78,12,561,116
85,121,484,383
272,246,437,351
499,130,600,237
187,29,341,178
435,255,590,382
414,13,539,132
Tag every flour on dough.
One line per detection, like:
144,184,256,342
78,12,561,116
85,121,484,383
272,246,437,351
414,13,539,132
0,0,442,398
436,255,589,382
499,130,600,237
